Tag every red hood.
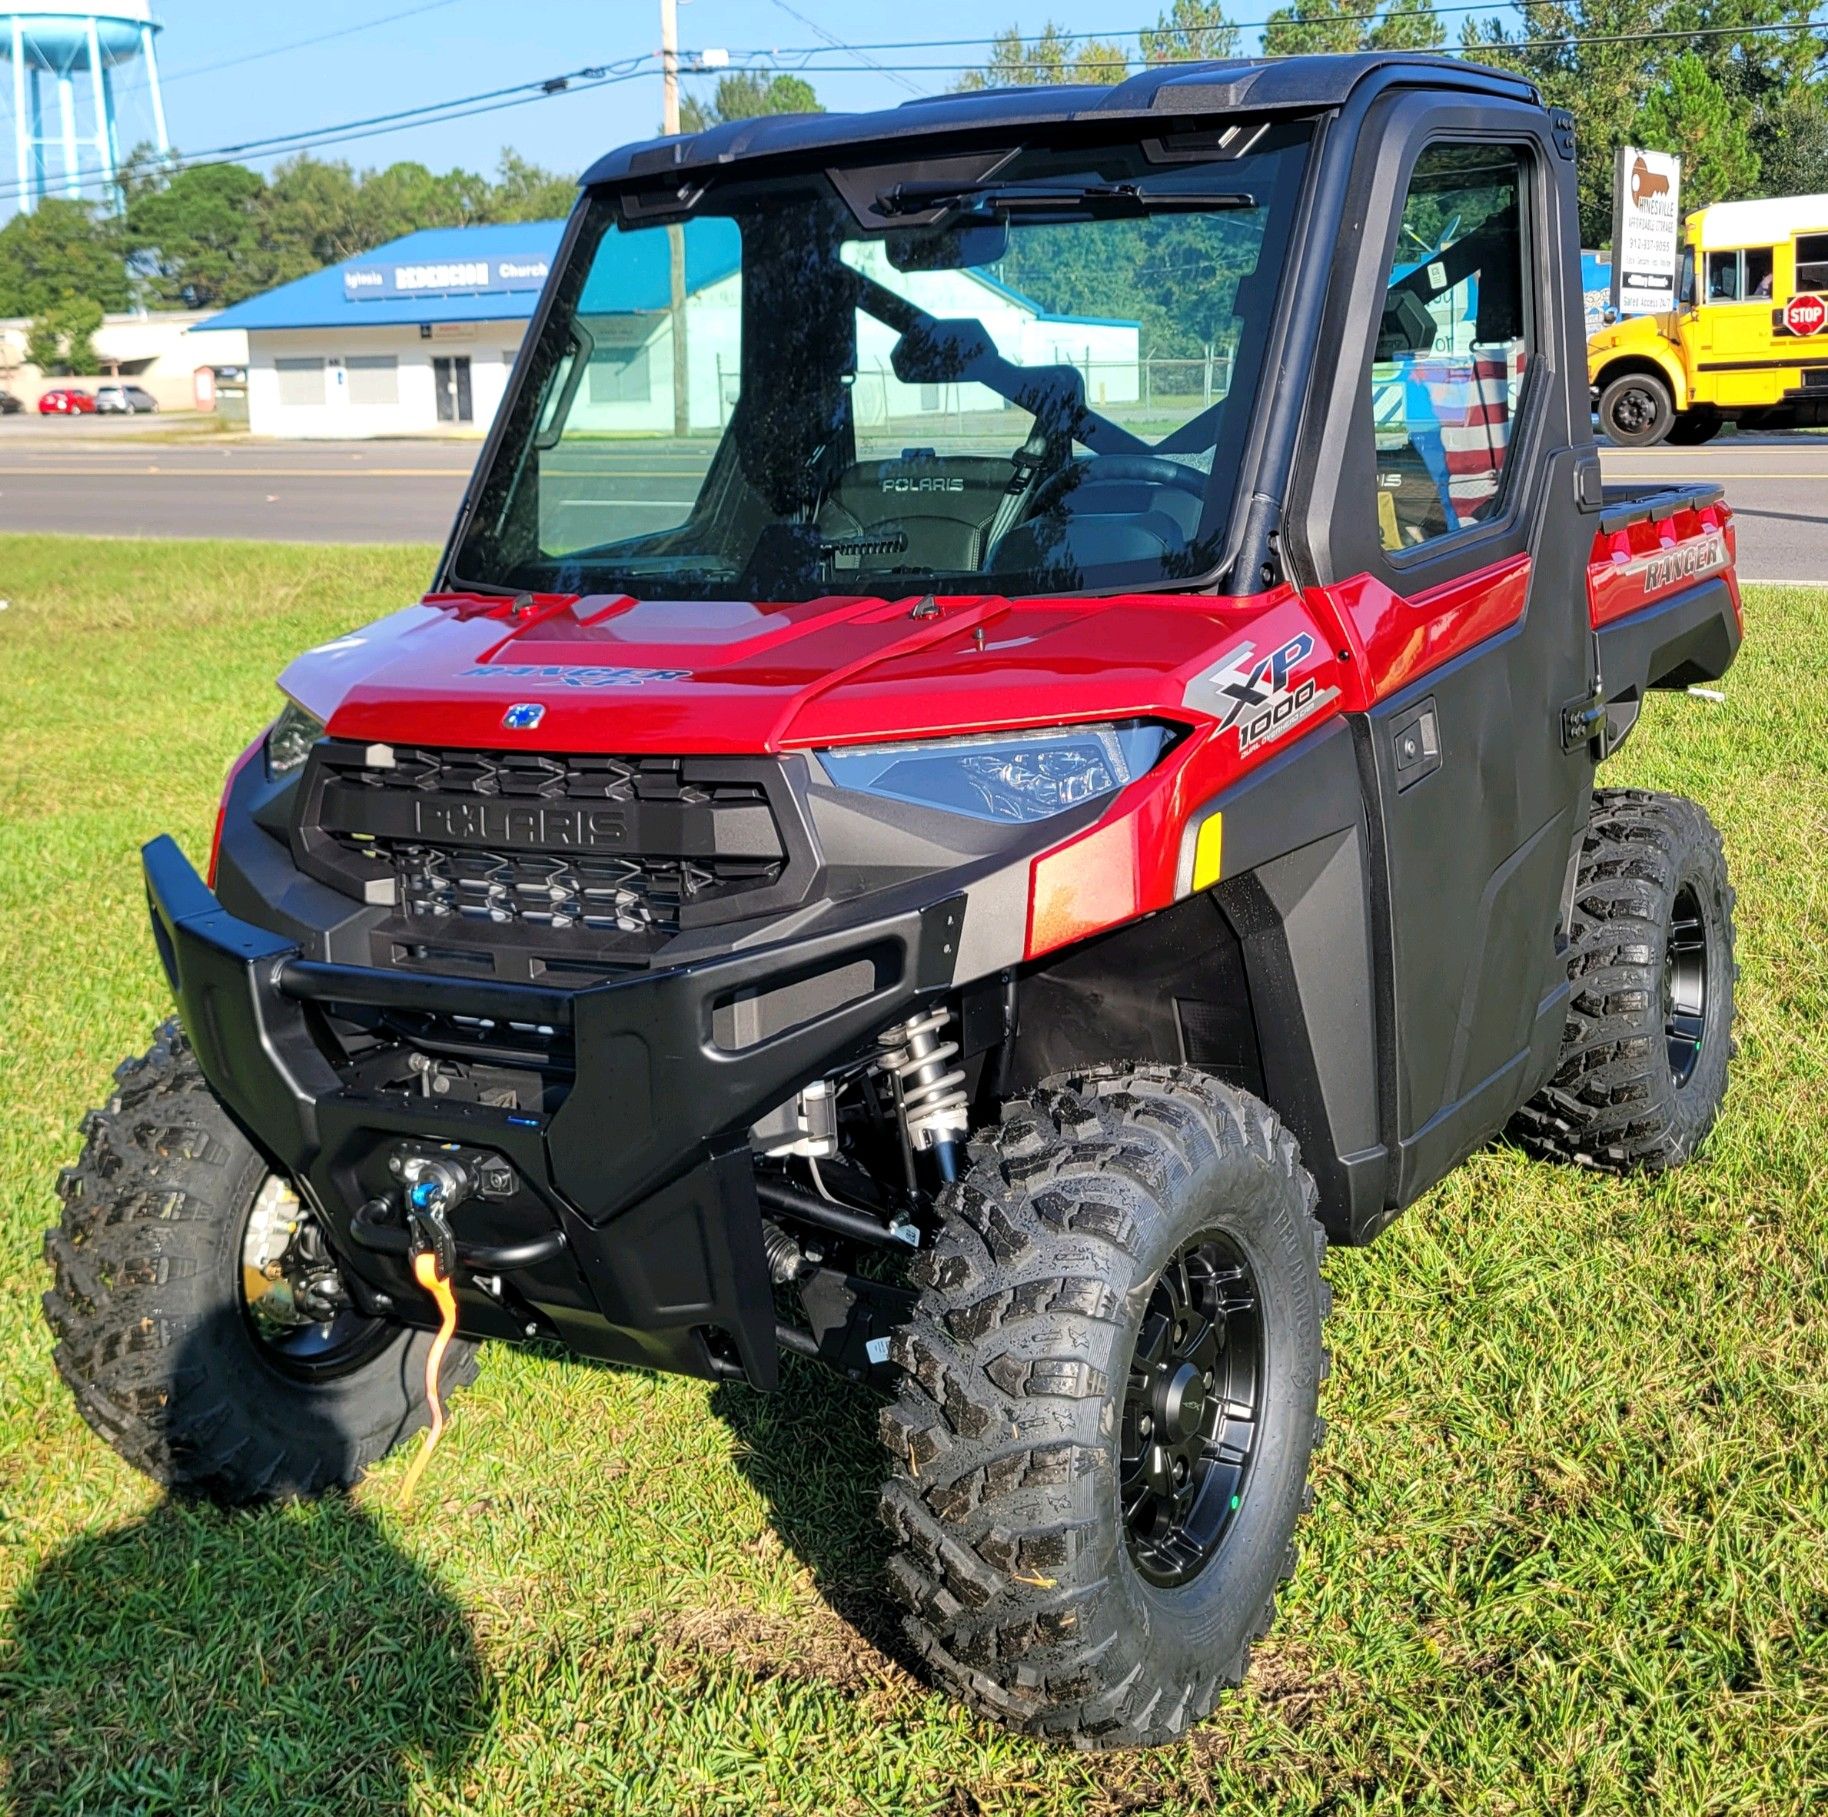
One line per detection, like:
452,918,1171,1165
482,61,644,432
281,587,1324,754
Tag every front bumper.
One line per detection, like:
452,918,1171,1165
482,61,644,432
145,833,961,1387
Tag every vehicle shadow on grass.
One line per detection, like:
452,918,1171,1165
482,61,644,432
711,1357,926,1684
0,1333,489,1815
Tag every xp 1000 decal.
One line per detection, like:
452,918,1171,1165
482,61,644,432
1199,633,1340,756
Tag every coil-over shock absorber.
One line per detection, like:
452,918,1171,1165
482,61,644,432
876,1006,969,1182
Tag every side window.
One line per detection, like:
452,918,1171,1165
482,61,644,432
1678,247,1696,307
1745,246,1775,299
1371,143,1532,553
1794,233,1828,293
1706,250,1742,301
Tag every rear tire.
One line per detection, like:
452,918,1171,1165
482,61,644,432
1665,411,1723,446
44,1020,476,1502
1599,372,1675,447
880,1065,1328,1749
1512,789,1736,1171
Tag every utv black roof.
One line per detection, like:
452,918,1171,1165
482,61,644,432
582,53,1539,187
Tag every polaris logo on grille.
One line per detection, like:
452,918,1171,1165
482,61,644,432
412,799,629,849
503,702,545,730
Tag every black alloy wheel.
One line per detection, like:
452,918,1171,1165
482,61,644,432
1121,1232,1263,1587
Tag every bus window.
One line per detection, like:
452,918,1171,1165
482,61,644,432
1706,250,1741,300
1745,246,1775,299
1678,247,1696,307
1796,233,1828,292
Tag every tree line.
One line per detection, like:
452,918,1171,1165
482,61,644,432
0,149,578,373
970,1,1828,247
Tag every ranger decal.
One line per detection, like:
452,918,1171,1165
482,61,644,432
460,664,692,687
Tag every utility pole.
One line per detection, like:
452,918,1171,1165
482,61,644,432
660,0,680,133
662,0,691,438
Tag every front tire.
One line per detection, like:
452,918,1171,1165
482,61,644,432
1512,789,1736,1170
1599,371,1675,447
44,1020,476,1501
880,1065,1328,1749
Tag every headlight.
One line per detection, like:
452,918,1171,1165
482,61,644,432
264,698,326,779
819,723,1170,824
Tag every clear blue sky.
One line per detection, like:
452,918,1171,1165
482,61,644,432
3,0,1513,223
95,1,1230,179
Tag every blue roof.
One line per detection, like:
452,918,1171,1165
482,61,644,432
205,219,744,334
207,223,568,332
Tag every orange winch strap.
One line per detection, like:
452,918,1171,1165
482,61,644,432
398,1250,458,1507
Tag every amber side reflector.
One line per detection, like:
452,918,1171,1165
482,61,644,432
1191,813,1223,892
1026,820,1139,959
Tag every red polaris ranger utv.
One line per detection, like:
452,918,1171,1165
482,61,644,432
50,54,1742,1748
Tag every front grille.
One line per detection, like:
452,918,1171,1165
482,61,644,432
297,742,805,974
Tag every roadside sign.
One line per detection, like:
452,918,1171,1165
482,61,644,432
1610,146,1682,317
1783,293,1827,337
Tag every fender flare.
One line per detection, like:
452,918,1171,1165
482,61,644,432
1591,346,1691,415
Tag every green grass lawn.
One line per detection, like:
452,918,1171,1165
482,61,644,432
0,535,1824,1816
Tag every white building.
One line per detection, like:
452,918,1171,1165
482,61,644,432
205,222,562,439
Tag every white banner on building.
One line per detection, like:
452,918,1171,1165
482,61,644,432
1610,147,1683,317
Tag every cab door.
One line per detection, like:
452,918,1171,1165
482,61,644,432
1284,93,1593,1205
1703,246,1785,407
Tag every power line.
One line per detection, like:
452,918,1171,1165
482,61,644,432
765,0,925,96
104,0,471,110
0,58,657,206
161,0,471,86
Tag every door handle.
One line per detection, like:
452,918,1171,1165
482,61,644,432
1390,696,1441,790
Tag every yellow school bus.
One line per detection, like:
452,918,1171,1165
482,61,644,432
1587,193,1828,444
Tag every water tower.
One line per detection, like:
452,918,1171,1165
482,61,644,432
2,1,170,212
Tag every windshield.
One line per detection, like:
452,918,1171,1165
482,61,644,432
452,122,1311,602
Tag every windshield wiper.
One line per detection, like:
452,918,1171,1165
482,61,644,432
876,179,1255,218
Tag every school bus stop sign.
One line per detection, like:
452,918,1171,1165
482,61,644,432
1783,293,1827,336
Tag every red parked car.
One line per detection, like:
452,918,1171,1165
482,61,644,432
37,388,96,415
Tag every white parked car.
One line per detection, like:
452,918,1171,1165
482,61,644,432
95,384,159,415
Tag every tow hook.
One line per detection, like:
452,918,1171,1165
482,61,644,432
399,1152,471,1280
405,1172,461,1281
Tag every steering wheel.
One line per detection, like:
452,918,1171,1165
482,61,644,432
1022,454,1209,519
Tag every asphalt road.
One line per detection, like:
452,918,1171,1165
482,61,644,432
1,422,1822,582
1599,436,1828,585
